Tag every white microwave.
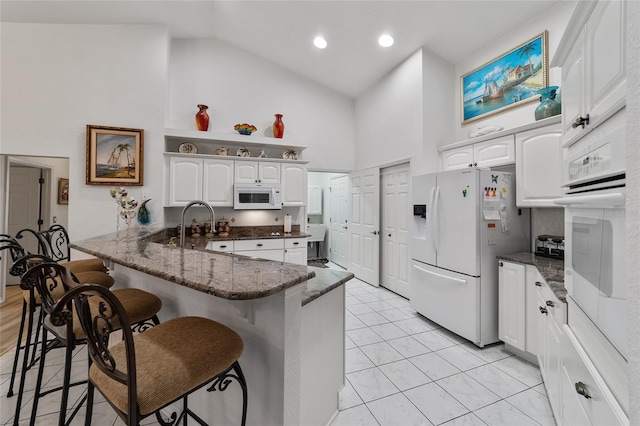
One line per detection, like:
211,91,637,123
234,183,282,210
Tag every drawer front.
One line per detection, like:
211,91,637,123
562,327,628,425
236,249,283,262
284,238,307,249
234,238,284,251
205,241,234,252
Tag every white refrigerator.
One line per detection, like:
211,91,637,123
410,168,529,347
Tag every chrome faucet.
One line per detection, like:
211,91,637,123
180,200,215,248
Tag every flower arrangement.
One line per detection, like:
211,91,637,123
234,123,257,135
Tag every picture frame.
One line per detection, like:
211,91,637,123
57,178,69,204
86,125,144,186
461,31,548,124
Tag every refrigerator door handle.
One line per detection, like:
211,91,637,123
433,186,441,253
428,186,437,253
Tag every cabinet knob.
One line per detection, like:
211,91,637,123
535,281,542,287
371,230,379,235
545,300,555,307
572,114,590,129
473,162,477,166
499,261,504,267
468,163,473,167
293,242,299,245
220,245,227,249
539,306,548,315
388,233,392,237
575,382,591,399
257,243,263,247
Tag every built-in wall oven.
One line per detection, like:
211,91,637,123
554,109,626,360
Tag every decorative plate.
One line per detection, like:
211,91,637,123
282,149,298,160
178,142,198,154
236,147,251,157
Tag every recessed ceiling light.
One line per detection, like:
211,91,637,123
313,36,327,49
378,34,394,47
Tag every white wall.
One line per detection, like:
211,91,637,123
626,1,640,423
354,49,424,172
168,39,355,172
453,1,574,143
1,23,169,241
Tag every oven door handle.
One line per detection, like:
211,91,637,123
553,192,625,207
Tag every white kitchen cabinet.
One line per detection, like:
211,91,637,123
166,156,234,207
562,326,628,426
559,0,626,147
203,158,234,206
205,240,234,253
281,164,307,206
284,237,307,265
498,261,526,351
234,238,285,262
534,269,566,422
515,123,562,207
234,161,281,183
525,268,542,357
307,185,322,215
441,136,514,171
167,156,202,206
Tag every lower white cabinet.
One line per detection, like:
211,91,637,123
209,237,308,265
498,261,526,350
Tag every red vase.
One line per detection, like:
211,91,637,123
273,114,285,139
195,104,210,131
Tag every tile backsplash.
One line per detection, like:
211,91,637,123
530,207,565,250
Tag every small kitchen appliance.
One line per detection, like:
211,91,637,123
535,235,565,259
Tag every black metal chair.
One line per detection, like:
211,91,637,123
55,272,248,426
2,231,115,407
12,256,162,426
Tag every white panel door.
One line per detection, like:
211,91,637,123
234,161,259,183
330,175,348,267
498,261,526,351
348,167,380,286
258,162,281,183
381,164,410,298
203,159,234,206
7,166,42,284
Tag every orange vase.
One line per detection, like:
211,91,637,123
273,114,285,139
195,104,210,131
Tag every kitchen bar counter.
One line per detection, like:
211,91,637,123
70,227,315,300
70,228,350,425
497,252,566,302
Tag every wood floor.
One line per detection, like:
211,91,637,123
0,285,25,356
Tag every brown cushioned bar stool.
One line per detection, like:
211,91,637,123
14,257,162,426
55,272,248,426
1,245,114,412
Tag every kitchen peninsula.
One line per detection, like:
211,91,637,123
71,228,353,426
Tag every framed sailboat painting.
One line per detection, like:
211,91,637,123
86,125,144,185
461,31,548,124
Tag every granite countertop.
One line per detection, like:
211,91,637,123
70,227,316,301
301,267,354,306
146,226,309,250
497,252,566,302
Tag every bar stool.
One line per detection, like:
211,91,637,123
56,273,248,425
4,229,114,399
14,257,162,426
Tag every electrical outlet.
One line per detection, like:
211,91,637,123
52,216,57,223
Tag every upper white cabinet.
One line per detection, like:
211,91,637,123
281,164,307,206
168,157,203,206
167,156,234,207
203,159,234,206
441,135,514,171
558,1,626,147
515,123,562,207
235,161,281,183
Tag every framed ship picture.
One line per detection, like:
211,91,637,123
86,125,144,186
461,31,548,124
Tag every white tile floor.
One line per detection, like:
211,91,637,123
326,261,555,426
0,262,555,426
